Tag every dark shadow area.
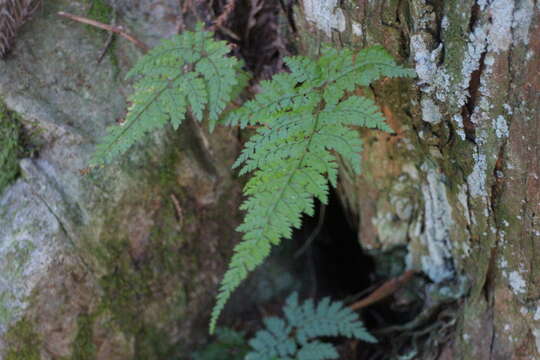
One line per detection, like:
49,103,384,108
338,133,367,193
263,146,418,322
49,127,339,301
296,189,375,301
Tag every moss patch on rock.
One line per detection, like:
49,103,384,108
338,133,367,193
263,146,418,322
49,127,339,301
4,318,41,360
86,0,113,26
0,103,22,194
72,313,97,360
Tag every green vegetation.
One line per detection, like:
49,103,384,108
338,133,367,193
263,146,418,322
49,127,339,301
4,318,41,360
86,0,113,26
90,24,247,166
211,46,414,332
246,293,376,360
72,314,97,360
194,294,376,360
0,103,22,194
91,24,414,334
192,328,249,360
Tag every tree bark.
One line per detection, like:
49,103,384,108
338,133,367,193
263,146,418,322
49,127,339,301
293,1,539,359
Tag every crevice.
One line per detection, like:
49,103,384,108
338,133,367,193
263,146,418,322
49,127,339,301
467,2,481,33
295,191,453,359
30,186,94,275
461,49,486,144
219,0,291,79
459,1,488,145
490,145,506,215
279,0,297,33
295,190,375,301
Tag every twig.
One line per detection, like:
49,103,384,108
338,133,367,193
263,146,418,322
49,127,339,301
97,29,115,63
170,193,184,228
349,270,416,311
210,0,239,40
211,0,236,30
57,11,149,53
96,8,117,64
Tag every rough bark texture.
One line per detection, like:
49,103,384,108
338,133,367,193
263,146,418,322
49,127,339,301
294,0,539,359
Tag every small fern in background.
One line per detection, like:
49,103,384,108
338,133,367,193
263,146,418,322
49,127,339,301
245,293,376,360
192,294,374,360
192,327,249,360
210,46,415,332
90,24,246,166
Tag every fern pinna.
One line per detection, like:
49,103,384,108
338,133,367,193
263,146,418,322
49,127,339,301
246,293,376,360
210,46,415,332
90,24,245,166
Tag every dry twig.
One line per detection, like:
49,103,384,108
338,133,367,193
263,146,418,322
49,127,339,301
349,270,416,311
170,193,184,228
57,11,149,53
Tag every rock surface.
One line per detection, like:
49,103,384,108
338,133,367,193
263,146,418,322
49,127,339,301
0,1,246,358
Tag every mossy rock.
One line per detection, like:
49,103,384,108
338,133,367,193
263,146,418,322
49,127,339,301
4,318,41,360
0,103,21,194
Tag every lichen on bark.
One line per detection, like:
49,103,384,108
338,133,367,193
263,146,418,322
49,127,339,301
294,0,540,358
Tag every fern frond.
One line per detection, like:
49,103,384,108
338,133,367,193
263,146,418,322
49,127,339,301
296,342,338,360
245,293,376,360
211,46,414,332
284,293,377,344
90,24,245,166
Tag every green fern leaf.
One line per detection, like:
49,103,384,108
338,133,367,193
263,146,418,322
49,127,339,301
245,293,376,360
90,24,245,166
210,45,414,333
296,342,338,360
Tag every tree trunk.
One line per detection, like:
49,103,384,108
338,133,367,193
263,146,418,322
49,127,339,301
293,0,539,359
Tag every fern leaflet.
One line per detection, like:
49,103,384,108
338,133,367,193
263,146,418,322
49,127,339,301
90,24,246,166
210,46,415,332
245,293,376,360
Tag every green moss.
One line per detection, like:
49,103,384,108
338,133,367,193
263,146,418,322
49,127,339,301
192,328,249,360
86,0,113,25
83,0,119,70
3,241,36,281
0,103,22,194
4,318,41,360
92,199,189,358
0,291,14,324
72,314,97,360
135,327,185,360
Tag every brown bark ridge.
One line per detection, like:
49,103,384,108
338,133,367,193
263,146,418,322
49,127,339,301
294,1,539,359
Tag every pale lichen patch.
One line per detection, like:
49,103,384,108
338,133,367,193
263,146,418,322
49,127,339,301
421,98,442,124
351,22,362,37
512,0,534,45
303,0,346,36
534,328,540,354
534,307,540,321
459,26,488,107
452,114,466,140
419,166,455,282
488,0,515,53
468,150,488,198
508,270,526,294
494,115,509,138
